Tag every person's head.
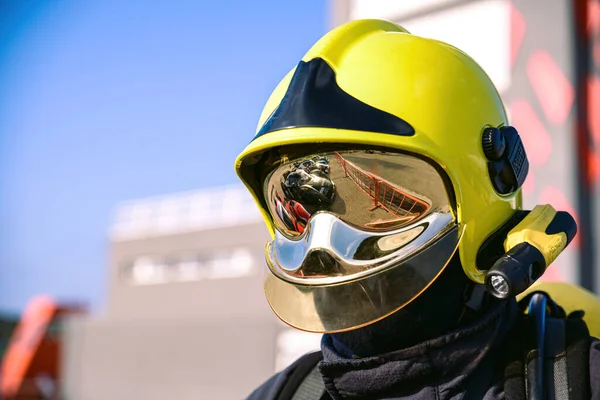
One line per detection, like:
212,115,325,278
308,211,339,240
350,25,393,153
235,19,530,334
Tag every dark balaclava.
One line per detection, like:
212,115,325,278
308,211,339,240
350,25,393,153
326,254,498,358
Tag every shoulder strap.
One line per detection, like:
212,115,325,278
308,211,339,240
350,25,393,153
291,364,328,400
504,291,591,400
276,351,327,400
537,308,591,400
563,312,591,400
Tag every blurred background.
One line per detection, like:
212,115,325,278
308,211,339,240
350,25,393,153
0,0,598,398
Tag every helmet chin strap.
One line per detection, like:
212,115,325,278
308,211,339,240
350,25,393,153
457,283,493,326
327,255,493,358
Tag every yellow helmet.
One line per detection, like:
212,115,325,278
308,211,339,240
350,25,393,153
234,19,564,333
237,19,516,278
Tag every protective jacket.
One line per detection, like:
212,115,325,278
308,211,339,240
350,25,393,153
247,299,600,400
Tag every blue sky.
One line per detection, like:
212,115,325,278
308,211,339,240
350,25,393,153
0,0,326,313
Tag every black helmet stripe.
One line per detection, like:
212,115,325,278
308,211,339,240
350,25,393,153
255,58,415,139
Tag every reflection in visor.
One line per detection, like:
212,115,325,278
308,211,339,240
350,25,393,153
264,150,449,237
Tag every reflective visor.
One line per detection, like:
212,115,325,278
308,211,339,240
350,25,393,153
264,150,452,238
261,149,460,333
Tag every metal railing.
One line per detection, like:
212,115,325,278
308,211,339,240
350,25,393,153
335,152,430,219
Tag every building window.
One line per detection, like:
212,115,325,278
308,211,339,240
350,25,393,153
128,256,168,285
170,254,203,282
121,248,256,285
204,248,254,280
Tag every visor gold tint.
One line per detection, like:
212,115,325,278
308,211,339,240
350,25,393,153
264,226,461,333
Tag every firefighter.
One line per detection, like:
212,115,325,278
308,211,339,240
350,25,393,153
234,19,600,399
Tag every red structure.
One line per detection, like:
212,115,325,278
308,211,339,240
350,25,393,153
1,296,85,399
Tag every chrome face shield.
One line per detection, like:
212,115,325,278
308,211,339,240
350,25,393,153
261,149,460,333
267,211,454,284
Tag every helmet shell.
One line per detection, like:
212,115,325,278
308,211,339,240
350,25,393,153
235,19,520,283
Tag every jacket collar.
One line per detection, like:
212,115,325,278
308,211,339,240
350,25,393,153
318,299,518,399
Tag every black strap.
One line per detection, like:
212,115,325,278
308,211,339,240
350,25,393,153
526,293,548,400
291,364,329,400
543,314,567,399
537,310,590,400
563,312,591,400
277,351,325,400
